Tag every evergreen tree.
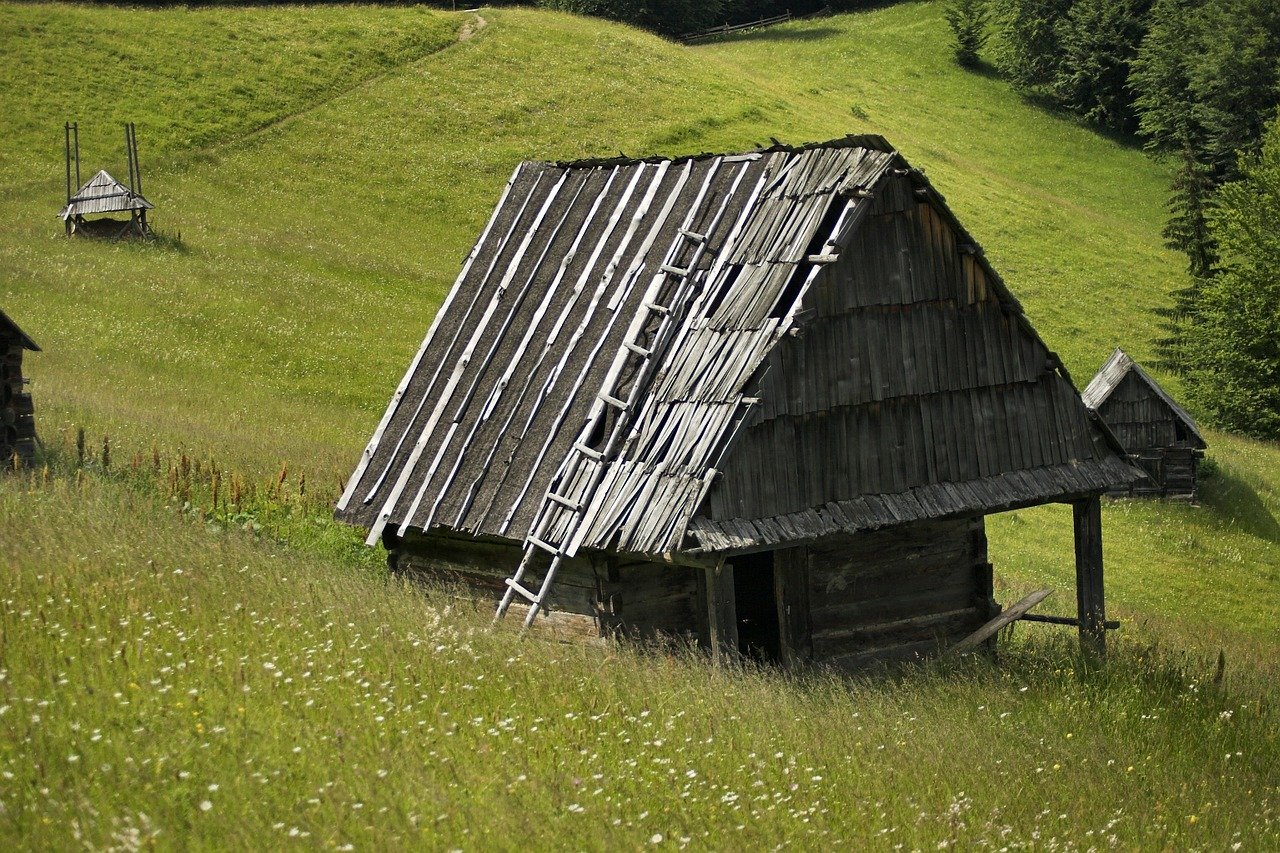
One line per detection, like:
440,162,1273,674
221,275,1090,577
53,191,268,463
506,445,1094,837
944,0,990,68
1131,0,1280,369
1178,120,1280,439
989,0,1074,93
1049,0,1150,132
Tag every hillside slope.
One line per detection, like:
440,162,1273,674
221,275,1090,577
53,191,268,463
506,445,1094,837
1,2,1278,846
1,472,1275,849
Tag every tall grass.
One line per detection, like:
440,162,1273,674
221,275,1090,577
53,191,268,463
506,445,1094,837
1,466,1276,848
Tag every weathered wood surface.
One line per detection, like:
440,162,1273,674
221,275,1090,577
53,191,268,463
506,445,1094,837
394,531,701,642
699,561,738,663
58,169,153,219
341,139,917,558
0,323,38,467
798,518,997,670
774,547,811,666
697,177,1137,551
950,588,1053,653
1084,348,1205,500
1073,497,1106,656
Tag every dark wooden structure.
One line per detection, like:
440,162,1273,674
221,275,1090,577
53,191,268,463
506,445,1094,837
0,309,40,467
59,122,153,238
1083,348,1206,500
337,136,1138,666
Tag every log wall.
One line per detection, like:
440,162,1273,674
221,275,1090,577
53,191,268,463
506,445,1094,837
0,334,36,467
394,518,996,672
790,517,998,671
392,532,702,643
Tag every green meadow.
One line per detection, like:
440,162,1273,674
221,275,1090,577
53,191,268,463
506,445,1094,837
1,2,1277,847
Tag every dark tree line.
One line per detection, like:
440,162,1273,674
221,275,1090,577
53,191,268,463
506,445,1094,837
536,0,861,37
946,0,1280,438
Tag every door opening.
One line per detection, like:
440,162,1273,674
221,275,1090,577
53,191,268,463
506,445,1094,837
731,551,781,663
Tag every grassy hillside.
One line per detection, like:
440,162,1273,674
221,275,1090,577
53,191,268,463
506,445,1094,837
1,1,1278,847
1,470,1276,849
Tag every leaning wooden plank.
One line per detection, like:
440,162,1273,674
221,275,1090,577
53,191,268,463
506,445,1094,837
949,588,1054,654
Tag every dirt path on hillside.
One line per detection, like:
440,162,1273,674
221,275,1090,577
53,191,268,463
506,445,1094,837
459,14,487,42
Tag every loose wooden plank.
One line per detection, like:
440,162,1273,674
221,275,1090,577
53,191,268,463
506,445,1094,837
949,588,1054,654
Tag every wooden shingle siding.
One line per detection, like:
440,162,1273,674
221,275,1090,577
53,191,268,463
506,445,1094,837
701,181,1134,547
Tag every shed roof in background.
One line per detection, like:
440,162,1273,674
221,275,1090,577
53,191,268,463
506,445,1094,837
338,136,1136,556
58,170,153,220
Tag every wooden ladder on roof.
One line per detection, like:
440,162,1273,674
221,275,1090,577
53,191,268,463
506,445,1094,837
494,225,711,628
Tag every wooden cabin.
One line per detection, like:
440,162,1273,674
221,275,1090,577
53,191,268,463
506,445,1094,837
0,309,40,468
1083,348,1207,500
337,136,1139,668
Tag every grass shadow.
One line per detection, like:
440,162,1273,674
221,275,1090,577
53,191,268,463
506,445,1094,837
1198,458,1280,542
1009,88,1146,152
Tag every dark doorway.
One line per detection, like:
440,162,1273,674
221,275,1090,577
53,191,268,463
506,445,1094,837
731,551,781,663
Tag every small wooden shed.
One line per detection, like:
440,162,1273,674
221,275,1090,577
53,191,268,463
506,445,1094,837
58,123,153,238
0,309,40,467
59,170,154,238
1083,348,1206,500
337,136,1139,668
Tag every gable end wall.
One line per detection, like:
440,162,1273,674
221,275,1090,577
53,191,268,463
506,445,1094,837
710,178,1100,522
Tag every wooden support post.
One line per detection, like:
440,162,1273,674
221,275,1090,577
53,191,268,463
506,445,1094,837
1072,496,1106,657
701,559,737,665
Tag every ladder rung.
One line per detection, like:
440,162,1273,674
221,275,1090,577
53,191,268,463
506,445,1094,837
624,341,651,357
645,302,671,316
573,441,603,461
680,229,706,242
547,491,580,511
598,392,627,409
661,264,689,277
504,578,539,603
527,535,559,556
807,253,839,264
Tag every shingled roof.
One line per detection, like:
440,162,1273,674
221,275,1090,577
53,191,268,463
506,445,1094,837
338,135,1137,557
58,170,153,220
